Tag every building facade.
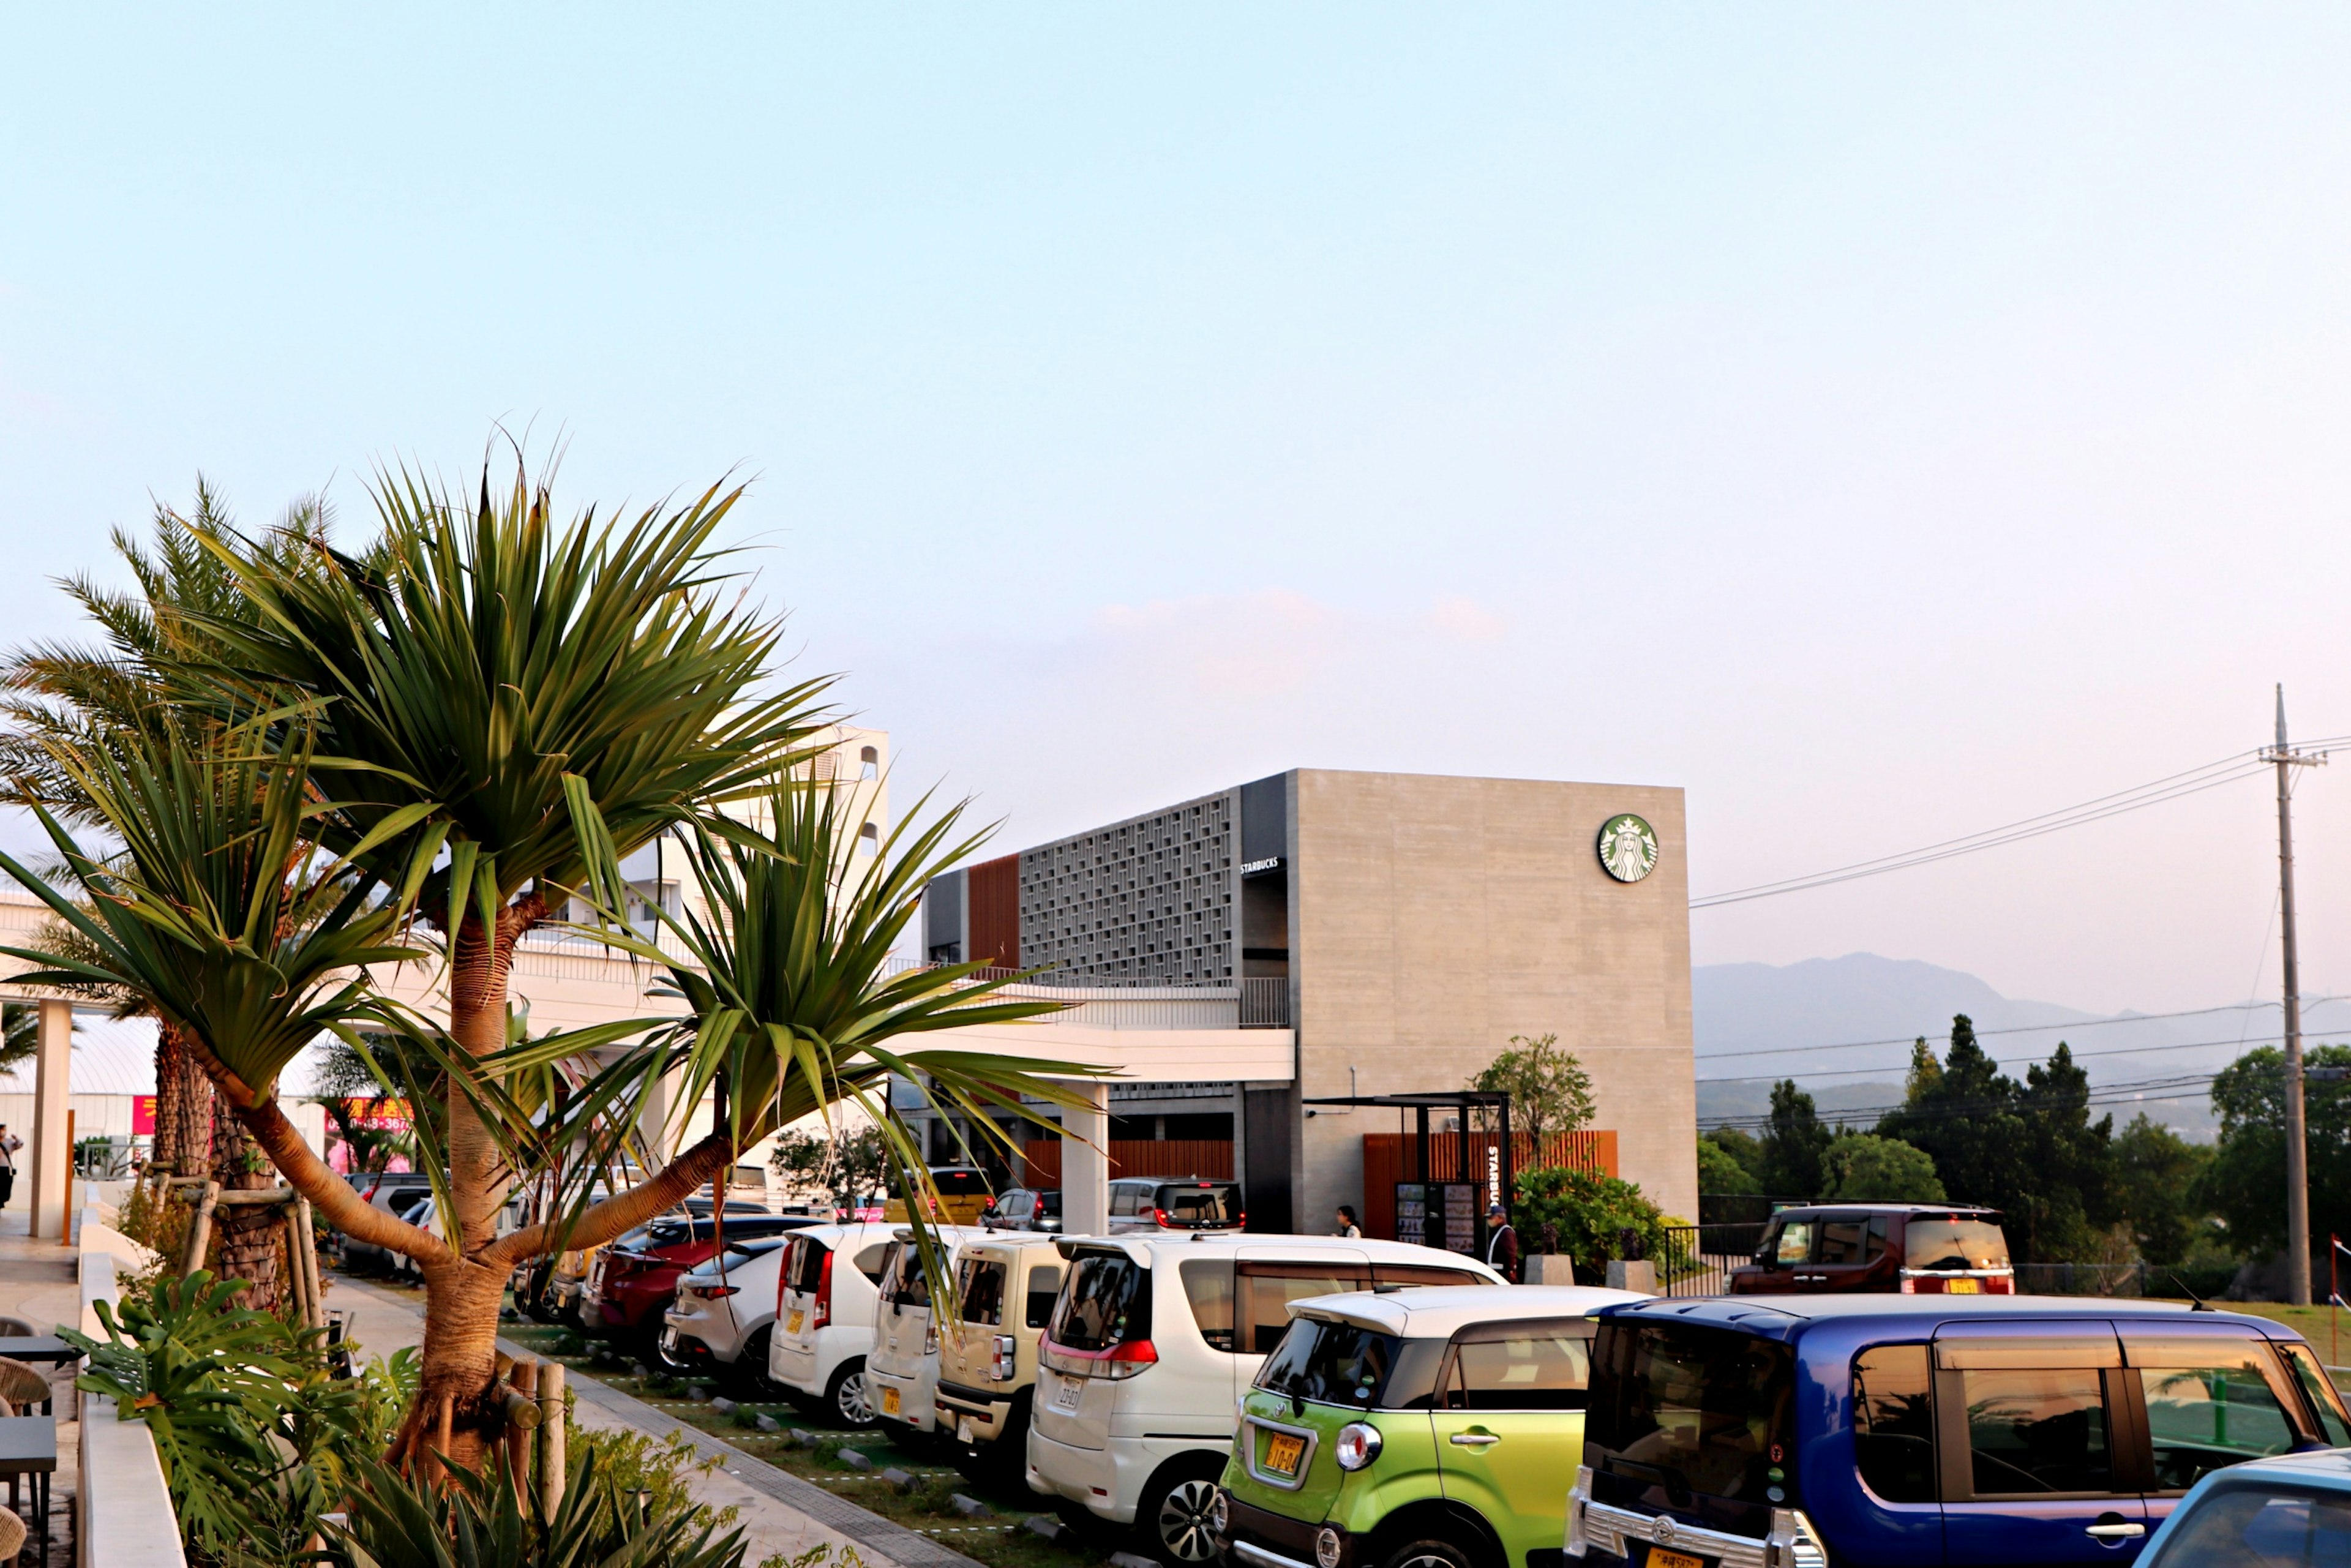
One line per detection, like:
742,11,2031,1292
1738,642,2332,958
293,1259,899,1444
920,768,1697,1228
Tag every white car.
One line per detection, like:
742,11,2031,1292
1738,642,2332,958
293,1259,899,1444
866,1226,988,1446
1027,1233,1505,1564
658,1236,792,1386
767,1221,898,1426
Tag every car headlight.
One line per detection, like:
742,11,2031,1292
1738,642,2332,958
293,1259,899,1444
1335,1422,1383,1471
1314,1526,1343,1568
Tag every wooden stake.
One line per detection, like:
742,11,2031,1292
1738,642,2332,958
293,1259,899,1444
537,1362,566,1516
181,1182,221,1278
507,1360,539,1485
294,1196,324,1331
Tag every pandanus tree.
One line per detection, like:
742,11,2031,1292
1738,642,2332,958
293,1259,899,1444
4,458,1095,1468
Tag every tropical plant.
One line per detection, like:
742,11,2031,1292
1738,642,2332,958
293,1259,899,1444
324,1446,749,1568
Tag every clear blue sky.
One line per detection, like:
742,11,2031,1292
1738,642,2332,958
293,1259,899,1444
6,7,2351,1015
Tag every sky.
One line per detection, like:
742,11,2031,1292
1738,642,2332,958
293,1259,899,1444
6,7,2351,1018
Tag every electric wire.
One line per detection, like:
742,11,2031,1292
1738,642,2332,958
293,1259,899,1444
1692,996,2341,1064
1695,1029,2306,1086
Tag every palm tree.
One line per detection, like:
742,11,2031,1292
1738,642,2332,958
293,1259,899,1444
0,486,335,1297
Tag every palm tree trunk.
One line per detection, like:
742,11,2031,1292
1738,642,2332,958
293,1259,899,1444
209,1094,283,1311
154,1021,214,1178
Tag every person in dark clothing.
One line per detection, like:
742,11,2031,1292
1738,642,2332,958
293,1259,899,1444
1485,1202,1519,1282
0,1125,18,1210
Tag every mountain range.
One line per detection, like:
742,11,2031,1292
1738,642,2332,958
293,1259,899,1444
1688,953,2348,1140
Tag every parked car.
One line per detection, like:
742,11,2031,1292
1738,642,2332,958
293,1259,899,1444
391,1191,528,1279
2135,1446,2351,1565
767,1221,899,1425
1727,1204,2015,1295
536,1196,773,1324
883,1166,998,1227
338,1171,434,1269
582,1213,816,1343
656,1236,792,1387
1213,1283,1646,1568
934,1232,1065,1481
1565,1294,2351,1568
868,1226,988,1449
1028,1233,1505,1564
981,1188,1062,1233
1107,1177,1242,1235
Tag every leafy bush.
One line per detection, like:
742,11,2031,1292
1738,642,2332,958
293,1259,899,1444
1696,1137,1758,1196
569,1425,739,1536
1824,1135,1945,1202
68,1270,400,1565
1515,1166,1686,1276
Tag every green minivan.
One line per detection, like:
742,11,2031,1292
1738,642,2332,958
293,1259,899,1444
1212,1285,1643,1568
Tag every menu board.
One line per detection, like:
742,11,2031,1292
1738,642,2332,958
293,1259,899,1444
1396,1181,1485,1258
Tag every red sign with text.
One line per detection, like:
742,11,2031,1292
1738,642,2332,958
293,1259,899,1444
133,1095,156,1136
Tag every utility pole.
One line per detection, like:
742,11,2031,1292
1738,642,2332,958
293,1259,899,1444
2267,685,2325,1306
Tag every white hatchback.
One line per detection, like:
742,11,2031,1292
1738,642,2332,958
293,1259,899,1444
767,1221,897,1427
866,1226,987,1444
658,1236,792,1384
1027,1233,1504,1564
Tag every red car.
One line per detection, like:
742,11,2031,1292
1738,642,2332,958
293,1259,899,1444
1726,1203,2015,1294
582,1214,816,1341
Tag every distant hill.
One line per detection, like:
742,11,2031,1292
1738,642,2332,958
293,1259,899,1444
1687,952,2340,1141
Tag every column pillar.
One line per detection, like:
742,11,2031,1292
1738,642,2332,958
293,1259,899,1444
1059,1080,1111,1237
29,999,70,1239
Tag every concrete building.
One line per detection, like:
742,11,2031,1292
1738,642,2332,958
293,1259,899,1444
921,768,1697,1228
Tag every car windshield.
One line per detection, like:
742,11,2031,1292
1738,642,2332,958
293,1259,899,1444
1906,1218,2010,1271
1049,1253,1151,1352
1153,1183,1239,1228
1257,1317,1408,1408
2145,1480,2351,1567
1590,1320,1797,1506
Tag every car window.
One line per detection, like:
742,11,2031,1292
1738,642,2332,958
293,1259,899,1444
1588,1320,1795,1506
1152,1182,1239,1228
1815,1215,1881,1266
1109,1184,1141,1218
1444,1322,1593,1411
1372,1264,1496,1289
1049,1253,1152,1352
931,1169,992,1197
1261,1318,1408,1408
1005,1192,1035,1220
785,1237,828,1294
853,1242,890,1281
2143,1482,2351,1567
1907,1218,2009,1272
1773,1221,1812,1264
1239,1263,1373,1355
1854,1344,1936,1503
959,1259,1007,1327
1179,1256,1236,1351
2132,1346,2303,1490
1962,1367,2112,1495
2279,1343,2351,1447
1025,1263,1063,1330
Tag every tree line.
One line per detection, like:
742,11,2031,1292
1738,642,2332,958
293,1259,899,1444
1701,1012,2336,1274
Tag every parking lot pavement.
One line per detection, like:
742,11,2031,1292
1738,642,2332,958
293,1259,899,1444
326,1269,984,1568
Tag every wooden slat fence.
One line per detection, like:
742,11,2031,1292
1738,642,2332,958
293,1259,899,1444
1362,1130,1618,1242
1021,1138,1234,1188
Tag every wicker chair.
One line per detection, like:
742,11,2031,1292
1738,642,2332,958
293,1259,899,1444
0,1362,48,1419
0,1321,34,1343
0,1501,24,1566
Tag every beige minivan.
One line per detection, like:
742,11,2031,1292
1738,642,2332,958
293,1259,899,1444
932,1232,1067,1481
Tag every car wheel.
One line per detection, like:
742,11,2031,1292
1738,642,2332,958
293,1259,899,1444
1379,1544,1475,1568
730,1327,782,1397
1139,1458,1225,1566
829,1360,876,1427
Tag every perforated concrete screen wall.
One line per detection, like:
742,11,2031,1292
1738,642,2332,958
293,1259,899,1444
1014,789,1237,980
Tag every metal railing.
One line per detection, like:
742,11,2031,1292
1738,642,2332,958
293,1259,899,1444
1662,1223,1771,1298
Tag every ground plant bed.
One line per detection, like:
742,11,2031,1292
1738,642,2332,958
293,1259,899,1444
498,1320,1132,1568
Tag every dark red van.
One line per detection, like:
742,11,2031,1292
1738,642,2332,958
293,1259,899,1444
1725,1203,2014,1294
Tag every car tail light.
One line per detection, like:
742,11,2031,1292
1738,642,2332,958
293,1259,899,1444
778,1241,797,1316
702,1285,740,1299
813,1247,836,1330
1100,1338,1158,1379
1986,1275,2014,1294
1335,1422,1382,1470
989,1334,1016,1382
1900,1277,1917,1293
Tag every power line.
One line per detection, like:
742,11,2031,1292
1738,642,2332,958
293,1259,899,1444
1696,1029,2305,1087
1698,1068,2237,1131
1685,735,2351,911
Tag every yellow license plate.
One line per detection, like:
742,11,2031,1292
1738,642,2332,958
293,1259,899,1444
786,1310,805,1333
1651,1551,1705,1568
1946,1278,1981,1294
882,1386,901,1416
1264,1432,1306,1477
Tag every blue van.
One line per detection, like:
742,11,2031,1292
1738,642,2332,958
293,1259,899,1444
1565,1295,2351,1567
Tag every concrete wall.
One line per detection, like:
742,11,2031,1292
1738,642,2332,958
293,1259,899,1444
1289,769,1696,1231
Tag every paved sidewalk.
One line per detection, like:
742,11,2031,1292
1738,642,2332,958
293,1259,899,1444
325,1270,984,1568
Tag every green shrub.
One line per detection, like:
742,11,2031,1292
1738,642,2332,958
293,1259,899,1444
1515,1166,1685,1277
1824,1135,1946,1202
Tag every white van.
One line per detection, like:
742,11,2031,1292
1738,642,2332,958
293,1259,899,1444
1027,1234,1504,1564
767,1221,897,1426
866,1226,987,1447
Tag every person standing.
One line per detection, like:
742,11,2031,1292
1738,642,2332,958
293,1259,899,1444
1335,1204,1361,1239
1485,1202,1519,1283
0,1125,21,1210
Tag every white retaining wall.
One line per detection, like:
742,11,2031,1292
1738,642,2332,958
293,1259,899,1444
78,1226,185,1567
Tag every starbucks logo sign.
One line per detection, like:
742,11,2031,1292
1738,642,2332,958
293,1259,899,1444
1597,814,1659,883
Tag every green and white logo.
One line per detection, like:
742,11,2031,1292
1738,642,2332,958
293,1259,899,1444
1597,813,1659,883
